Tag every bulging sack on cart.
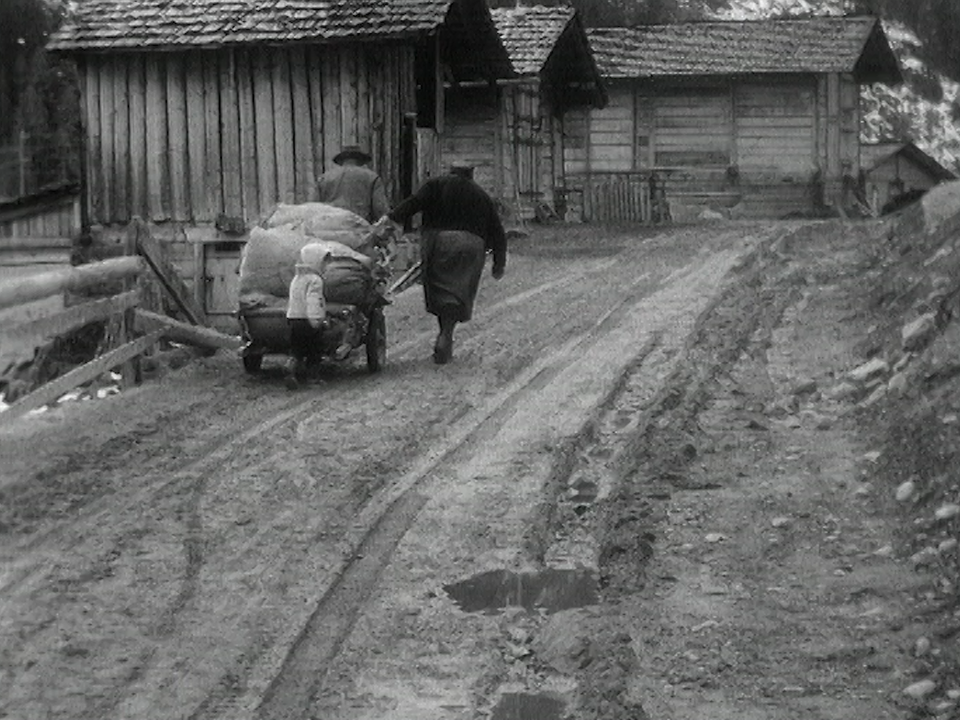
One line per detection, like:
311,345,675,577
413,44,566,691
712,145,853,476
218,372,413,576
262,203,370,250
238,225,373,306
324,256,375,305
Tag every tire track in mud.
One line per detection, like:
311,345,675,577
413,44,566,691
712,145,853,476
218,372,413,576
246,232,783,720
1,256,621,566
195,263,666,720
0,253,638,720
542,225,813,720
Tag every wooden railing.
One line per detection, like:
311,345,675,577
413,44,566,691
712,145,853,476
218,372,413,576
566,171,663,224
0,255,162,424
0,217,242,425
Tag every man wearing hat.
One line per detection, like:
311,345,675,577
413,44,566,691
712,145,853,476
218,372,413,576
316,145,390,222
386,161,506,364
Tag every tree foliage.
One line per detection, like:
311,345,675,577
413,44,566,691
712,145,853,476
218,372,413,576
0,0,80,195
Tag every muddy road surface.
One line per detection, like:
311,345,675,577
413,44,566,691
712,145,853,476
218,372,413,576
4,220,935,720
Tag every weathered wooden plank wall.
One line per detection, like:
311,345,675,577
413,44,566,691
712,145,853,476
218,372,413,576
443,80,564,222
79,43,417,229
0,195,81,239
442,86,500,193
565,74,865,219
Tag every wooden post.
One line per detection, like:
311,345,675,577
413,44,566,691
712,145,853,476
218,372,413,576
120,222,141,387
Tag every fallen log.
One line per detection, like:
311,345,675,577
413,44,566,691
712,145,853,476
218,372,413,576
134,309,242,351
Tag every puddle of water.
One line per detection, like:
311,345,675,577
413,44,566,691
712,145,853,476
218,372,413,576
444,568,598,615
491,693,565,720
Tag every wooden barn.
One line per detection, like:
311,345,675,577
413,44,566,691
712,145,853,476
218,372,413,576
48,0,512,328
442,5,605,222
566,16,902,222
860,140,956,215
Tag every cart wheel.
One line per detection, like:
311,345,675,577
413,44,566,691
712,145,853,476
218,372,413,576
243,353,263,374
365,309,386,373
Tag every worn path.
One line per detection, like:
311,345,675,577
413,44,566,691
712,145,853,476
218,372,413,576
1,224,773,720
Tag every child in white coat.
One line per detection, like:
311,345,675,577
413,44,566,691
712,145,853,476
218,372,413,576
286,246,331,387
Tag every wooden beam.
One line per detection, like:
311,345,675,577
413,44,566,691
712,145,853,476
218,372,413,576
134,309,241,350
0,330,163,425
3,290,139,343
0,257,142,311
132,220,207,325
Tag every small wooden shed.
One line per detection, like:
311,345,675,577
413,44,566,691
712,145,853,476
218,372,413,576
860,140,956,215
567,16,902,221
48,0,512,328
442,5,605,222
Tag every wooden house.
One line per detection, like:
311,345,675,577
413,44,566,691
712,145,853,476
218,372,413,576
566,16,902,221
48,0,512,329
442,5,605,222
860,140,956,215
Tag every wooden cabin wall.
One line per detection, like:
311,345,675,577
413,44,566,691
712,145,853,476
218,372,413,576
563,75,866,220
732,79,817,217
864,155,940,214
816,71,860,207
0,194,81,239
443,81,563,223
77,42,417,230
442,85,501,196
502,83,544,221
587,85,633,171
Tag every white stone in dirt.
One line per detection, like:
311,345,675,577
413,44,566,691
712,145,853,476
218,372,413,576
939,538,958,553
704,533,726,543
902,313,938,352
863,450,882,462
771,516,791,528
903,679,937,699
943,413,959,425
947,689,960,700
873,544,894,557
824,381,859,401
896,480,916,502
861,385,887,407
887,372,908,395
855,484,872,497
932,700,956,714
911,547,939,566
935,503,960,521
848,358,889,383
914,636,932,657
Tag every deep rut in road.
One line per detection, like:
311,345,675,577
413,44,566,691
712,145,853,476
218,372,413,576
302,231,784,720
252,260,666,720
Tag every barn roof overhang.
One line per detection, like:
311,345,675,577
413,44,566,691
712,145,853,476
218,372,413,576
540,12,607,109
47,0,512,81
587,16,903,87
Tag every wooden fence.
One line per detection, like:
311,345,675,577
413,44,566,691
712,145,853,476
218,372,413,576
0,255,161,424
567,171,659,224
0,217,240,425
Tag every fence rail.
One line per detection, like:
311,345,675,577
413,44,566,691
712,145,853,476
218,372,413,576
0,217,243,424
567,171,664,224
0,255,154,424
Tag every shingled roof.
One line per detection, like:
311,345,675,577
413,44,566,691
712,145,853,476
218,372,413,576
491,5,575,75
588,16,901,84
490,5,605,107
49,0,476,50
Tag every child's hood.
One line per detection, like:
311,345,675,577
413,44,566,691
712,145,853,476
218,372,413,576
296,243,332,274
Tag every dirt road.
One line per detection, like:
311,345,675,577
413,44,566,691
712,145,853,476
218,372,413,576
2,219,957,720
